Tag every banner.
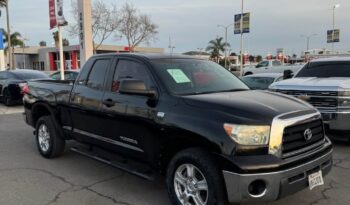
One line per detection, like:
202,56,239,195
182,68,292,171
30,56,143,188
234,13,250,34
56,0,68,26
327,29,340,43
0,31,3,50
49,0,57,29
49,0,68,29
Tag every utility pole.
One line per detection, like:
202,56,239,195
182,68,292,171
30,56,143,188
58,26,65,80
332,4,340,53
240,0,244,77
168,37,175,55
217,24,233,69
5,0,12,69
301,34,317,51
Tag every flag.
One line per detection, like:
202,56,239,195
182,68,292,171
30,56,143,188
49,0,57,29
49,0,68,29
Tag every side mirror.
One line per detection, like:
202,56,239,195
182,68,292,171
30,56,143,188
283,70,293,80
119,79,156,98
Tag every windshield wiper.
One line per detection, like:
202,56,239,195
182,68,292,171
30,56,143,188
183,89,248,95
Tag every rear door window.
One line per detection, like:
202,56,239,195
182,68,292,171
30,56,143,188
86,59,111,90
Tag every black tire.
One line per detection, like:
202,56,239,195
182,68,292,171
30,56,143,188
166,148,227,205
3,89,12,106
35,116,65,158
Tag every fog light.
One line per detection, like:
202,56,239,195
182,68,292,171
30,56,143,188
248,180,267,198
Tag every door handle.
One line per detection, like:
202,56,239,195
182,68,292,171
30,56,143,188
103,99,115,108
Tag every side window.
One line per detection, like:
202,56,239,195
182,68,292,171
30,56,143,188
272,61,282,66
86,59,110,90
111,60,153,92
51,73,60,80
0,72,5,80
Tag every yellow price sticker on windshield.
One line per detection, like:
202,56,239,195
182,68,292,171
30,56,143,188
167,69,191,83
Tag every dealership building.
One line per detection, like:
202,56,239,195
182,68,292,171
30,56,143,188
12,45,164,71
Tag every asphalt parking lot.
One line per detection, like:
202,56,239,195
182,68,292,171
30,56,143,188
0,105,349,205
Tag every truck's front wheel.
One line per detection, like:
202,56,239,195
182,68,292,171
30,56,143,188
166,148,227,205
36,116,65,158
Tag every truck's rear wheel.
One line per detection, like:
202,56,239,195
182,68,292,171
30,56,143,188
36,116,65,158
166,148,227,205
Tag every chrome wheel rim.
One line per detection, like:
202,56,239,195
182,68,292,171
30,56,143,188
38,124,50,152
174,164,208,205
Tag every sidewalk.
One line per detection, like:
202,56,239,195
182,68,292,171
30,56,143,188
0,104,24,115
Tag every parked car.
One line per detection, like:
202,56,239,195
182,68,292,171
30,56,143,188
50,70,80,81
243,60,303,76
0,69,49,106
270,57,350,139
242,73,284,90
23,53,332,204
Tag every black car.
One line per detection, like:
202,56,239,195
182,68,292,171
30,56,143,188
50,70,80,81
0,69,49,106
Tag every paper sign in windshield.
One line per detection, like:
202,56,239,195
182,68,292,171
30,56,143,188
167,69,191,83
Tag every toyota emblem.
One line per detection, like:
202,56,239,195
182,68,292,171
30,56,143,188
304,128,313,141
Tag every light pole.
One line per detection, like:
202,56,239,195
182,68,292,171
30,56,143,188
5,0,12,69
332,4,340,53
240,0,244,77
197,48,204,59
301,34,317,51
217,24,233,69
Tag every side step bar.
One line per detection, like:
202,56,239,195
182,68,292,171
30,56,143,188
71,145,155,181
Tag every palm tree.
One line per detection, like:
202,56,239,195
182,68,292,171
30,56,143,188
2,31,24,52
206,37,230,63
0,0,13,68
53,31,59,47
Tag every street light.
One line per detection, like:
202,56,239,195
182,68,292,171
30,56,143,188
217,24,233,69
332,4,340,53
300,34,317,51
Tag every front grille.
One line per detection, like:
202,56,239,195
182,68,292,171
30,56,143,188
282,119,325,158
277,90,338,97
277,90,338,108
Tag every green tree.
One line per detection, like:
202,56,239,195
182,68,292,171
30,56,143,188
63,39,69,46
2,31,24,52
39,41,47,47
206,37,230,63
53,31,59,47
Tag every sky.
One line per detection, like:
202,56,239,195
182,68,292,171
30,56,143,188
0,0,349,56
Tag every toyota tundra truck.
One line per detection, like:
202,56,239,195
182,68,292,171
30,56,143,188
23,53,332,205
270,57,350,140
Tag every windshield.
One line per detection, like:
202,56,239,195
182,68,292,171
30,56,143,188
14,71,49,80
151,59,249,95
295,61,350,78
242,76,275,90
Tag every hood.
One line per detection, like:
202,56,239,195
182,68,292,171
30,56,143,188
181,90,314,124
270,77,350,90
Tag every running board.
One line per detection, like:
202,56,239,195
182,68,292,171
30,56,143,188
70,145,155,181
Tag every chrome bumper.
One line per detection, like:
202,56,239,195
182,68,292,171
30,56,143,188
223,149,333,203
320,110,350,131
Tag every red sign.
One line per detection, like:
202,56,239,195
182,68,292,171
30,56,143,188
49,0,57,29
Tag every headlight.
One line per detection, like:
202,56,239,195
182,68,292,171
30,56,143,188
223,124,270,145
338,98,350,108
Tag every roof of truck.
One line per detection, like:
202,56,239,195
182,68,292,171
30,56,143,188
94,53,201,60
310,56,350,62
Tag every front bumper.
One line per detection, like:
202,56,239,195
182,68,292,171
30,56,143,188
223,149,333,203
320,110,350,132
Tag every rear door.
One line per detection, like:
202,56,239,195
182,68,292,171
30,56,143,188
99,58,159,162
69,57,112,145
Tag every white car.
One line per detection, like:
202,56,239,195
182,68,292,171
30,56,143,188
269,57,350,136
241,73,284,90
243,60,303,76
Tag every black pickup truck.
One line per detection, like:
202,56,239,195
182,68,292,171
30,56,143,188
23,53,332,205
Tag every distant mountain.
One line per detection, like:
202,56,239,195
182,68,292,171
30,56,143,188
183,51,210,56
